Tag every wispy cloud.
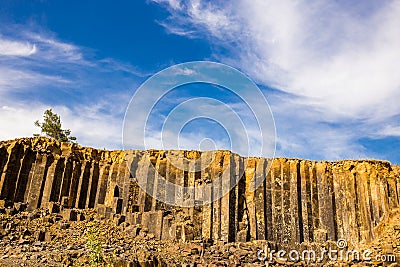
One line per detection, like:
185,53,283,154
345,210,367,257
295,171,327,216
26,33,85,63
0,24,142,149
0,37,37,56
378,125,400,138
156,0,400,119
153,0,238,39
0,67,70,94
155,0,400,161
0,24,147,93
0,28,86,96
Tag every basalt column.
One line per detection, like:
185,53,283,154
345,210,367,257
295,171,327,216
201,152,213,241
14,148,36,203
0,142,25,201
0,138,399,248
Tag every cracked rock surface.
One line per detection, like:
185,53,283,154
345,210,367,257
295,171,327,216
0,137,399,266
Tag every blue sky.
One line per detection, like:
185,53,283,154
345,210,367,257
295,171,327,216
0,0,399,164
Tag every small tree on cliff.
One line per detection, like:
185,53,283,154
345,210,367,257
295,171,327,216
34,109,77,143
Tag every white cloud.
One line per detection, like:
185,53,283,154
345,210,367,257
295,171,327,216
26,33,85,63
174,67,197,76
0,104,45,139
158,0,400,119
0,67,69,93
378,125,400,138
155,0,182,10
0,29,87,96
55,105,123,150
156,0,400,160
0,25,147,95
0,101,123,150
0,37,37,56
0,25,140,150
153,0,238,38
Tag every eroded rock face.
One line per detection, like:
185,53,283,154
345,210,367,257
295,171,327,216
0,137,399,250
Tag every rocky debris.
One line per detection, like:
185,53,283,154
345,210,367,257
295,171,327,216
0,138,400,266
0,206,398,266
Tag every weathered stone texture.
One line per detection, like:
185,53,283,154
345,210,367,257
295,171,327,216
0,137,399,248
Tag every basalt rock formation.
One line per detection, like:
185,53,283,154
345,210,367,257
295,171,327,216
0,137,399,252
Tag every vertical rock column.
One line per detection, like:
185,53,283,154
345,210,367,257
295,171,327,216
164,155,176,210
243,157,257,241
220,152,233,242
355,163,374,241
41,157,65,207
0,147,9,178
368,165,382,225
315,162,336,242
59,157,73,205
377,166,390,218
177,152,188,207
270,159,282,244
123,151,140,213
114,159,129,213
281,159,292,246
153,155,167,211
254,158,267,240
289,160,303,246
394,166,400,205
26,154,51,209
212,152,224,242
386,172,398,209
0,143,25,201
103,162,120,208
87,162,100,208
95,163,110,206
201,152,213,241
145,155,157,212
299,161,313,242
264,159,274,241
76,161,92,209
134,153,155,213
332,164,346,241
228,154,242,242
49,158,66,203
14,148,36,202
68,161,82,207
344,163,361,245
309,162,322,242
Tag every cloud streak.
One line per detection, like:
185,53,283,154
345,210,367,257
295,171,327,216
0,24,141,149
155,0,400,161
0,37,37,56
156,0,400,118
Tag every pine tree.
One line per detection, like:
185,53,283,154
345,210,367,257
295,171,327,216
34,109,77,143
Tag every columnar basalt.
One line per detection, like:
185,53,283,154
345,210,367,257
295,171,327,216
0,137,399,249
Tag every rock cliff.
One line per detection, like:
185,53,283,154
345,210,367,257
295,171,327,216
0,137,399,250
